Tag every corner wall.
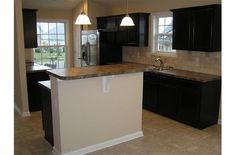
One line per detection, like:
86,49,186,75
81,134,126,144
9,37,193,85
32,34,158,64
14,0,30,116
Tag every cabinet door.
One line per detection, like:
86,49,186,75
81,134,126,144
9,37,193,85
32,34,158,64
23,9,37,48
97,17,107,29
143,79,158,112
126,14,138,46
178,85,200,127
40,86,54,146
192,8,214,51
116,16,127,45
106,17,117,30
26,71,49,111
172,10,191,50
156,83,179,119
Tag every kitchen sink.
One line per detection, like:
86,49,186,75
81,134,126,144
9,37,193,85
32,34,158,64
151,65,174,71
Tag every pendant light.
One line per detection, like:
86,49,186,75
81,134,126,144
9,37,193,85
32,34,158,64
120,0,135,26
75,0,91,25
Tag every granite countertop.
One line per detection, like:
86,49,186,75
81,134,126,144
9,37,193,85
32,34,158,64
46,63,152,80
150,68,221,82
26,62,51,73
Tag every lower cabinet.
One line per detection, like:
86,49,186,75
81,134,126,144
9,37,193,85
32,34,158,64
143,72,221,129
39,81,54,146
26,71,49,111
157,83,179,119
178,85,200,127
143,80,158,112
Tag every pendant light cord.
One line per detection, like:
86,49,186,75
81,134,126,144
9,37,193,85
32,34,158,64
126,0,128,15
82,0,85,13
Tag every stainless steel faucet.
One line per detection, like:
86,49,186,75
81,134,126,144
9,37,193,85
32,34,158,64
154,57,164,69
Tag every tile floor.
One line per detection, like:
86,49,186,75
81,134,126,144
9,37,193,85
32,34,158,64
14,110,221,155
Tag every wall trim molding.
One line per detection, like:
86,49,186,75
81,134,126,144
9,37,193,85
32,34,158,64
22,111,31,117
14,103,31,117
52,147,61,155
53,131,143,155
14,103,22,116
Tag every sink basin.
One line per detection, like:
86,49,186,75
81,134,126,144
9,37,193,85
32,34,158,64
151,65,174,71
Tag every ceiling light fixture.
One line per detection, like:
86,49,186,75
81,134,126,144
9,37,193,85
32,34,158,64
75,0,91,25
120,0,135,26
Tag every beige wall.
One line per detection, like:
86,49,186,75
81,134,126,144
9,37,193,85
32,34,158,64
88,0,110,30
72,0,83,67
25,49,33,61
110,0,221,75
14,0,30,115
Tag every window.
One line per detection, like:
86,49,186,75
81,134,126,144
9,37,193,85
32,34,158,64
152,13,175,53
33,22,66,68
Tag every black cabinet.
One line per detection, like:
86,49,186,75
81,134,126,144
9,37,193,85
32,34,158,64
117,13,149,46
117,13,149,47
97,13,149,47
178,85,200,127
143,71,221,129
171,4,221,51
97,16,119,30
26,71,49,111
142,78,158,112
123,13,149,46
157,83,179,119
39,81,54,146
22,9,38,48
99,31,122,65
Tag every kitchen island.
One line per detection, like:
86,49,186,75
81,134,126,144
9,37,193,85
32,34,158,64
46,63,151,155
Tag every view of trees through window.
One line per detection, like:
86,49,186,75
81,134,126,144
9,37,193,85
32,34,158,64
33,22,66,68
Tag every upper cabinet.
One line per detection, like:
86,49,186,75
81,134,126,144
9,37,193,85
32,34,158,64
23,9,38,48
171,4,221,52
97,13,150,47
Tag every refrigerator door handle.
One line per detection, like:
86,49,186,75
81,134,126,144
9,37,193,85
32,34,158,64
86,42,90,65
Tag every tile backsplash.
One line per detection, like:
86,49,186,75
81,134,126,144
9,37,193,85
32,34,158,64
123,46,221,75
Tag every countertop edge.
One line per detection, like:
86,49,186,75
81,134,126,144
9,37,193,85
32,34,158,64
46,64,151,80
147,70,221,83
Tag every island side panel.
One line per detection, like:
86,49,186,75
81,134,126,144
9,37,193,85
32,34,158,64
50,76,62,154
56,72,143,154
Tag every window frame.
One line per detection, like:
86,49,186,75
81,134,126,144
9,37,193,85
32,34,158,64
150,12,176,57
34,19,68,68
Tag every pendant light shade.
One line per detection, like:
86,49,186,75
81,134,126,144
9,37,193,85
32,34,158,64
75,0,91,25
75,11,91,25
120,14,135,26
120,0,135,26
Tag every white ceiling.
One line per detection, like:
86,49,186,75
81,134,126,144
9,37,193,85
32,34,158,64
22,0,82,10
22,0,221,11
22,0,153,10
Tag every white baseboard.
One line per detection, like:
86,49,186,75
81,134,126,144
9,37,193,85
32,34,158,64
14,103,31,117
22,111,31,117
53,131,143,155
14,103,22,115
52,147,61,155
